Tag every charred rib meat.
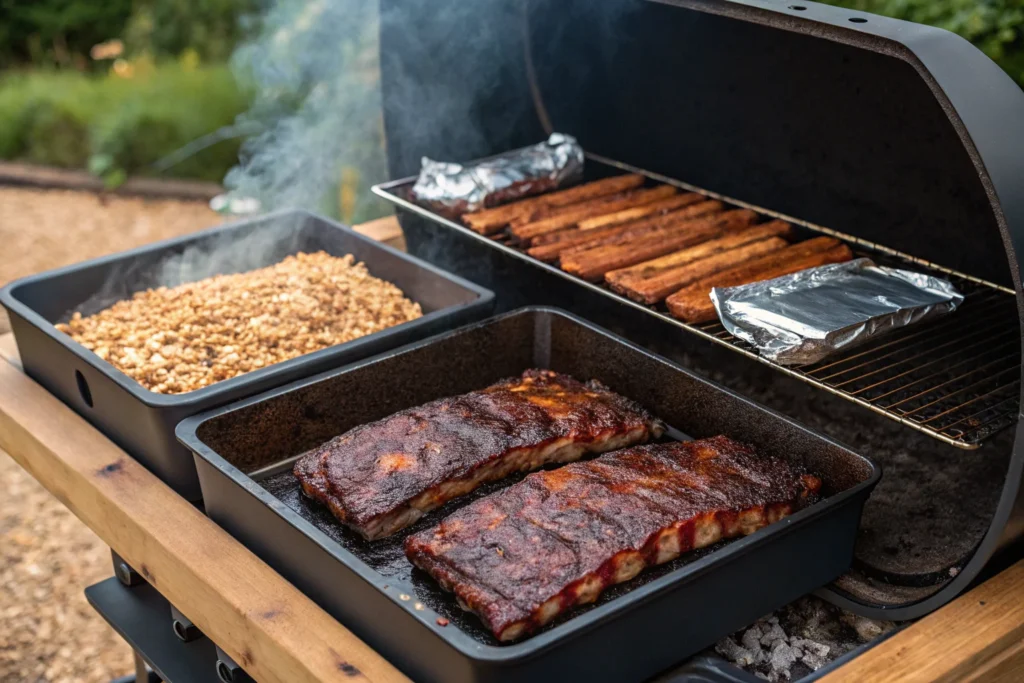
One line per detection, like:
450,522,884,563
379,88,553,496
294,370,662,540
405,436,821,641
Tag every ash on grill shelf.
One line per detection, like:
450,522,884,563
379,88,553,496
712,597,897,682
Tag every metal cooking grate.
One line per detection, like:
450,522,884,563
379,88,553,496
374,154,1022,449
690,269,1020,449
586,155,1023,449
489,225,1020,448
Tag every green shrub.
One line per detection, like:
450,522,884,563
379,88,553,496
0,0,133,69
92,105,180,173
23,101,91,168
0,63,251,182
0,0,256,69
0,90,34,159
124,0,259,63
821,0,1024,88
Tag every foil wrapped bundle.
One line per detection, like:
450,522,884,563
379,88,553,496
410,133,584,217
710,258,964,365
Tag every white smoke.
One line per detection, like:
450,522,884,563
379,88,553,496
222,0,636,223
225,0,388,222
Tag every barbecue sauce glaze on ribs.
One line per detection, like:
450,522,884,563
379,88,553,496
294,370,663,540
405,436,821,642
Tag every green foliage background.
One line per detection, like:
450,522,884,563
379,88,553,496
0,0,1021,199
821,0,1024,87
0,1,133,69
0,0,256,186
0,0,256,68
0,63,249,183
123,0,260,64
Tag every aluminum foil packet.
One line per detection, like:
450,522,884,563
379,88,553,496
710,258,964,366
410,133,584,217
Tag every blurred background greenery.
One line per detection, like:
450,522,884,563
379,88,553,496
0,0,1021,220
822,1,1024,86
0,0,258,187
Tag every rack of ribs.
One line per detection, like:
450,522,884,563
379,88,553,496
294,370,663,540
405,436,821,641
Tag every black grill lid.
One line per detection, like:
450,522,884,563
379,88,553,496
379,0,1024,621
382,0,1024,291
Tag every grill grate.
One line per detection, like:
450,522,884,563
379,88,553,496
691,266,1020,449
375,155,1022,449
490,228,1020,447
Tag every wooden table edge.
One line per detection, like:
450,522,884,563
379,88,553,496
3,213,1024,682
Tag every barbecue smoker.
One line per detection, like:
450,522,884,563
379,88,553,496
375,0,1024,625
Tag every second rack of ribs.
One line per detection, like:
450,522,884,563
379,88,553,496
405,436,821,642
294,369,662,539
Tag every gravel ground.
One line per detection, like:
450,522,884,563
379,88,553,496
1,186,224,682
0,454,134,682
0,186,225,334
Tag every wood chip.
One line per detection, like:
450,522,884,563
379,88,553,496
57,252,423,394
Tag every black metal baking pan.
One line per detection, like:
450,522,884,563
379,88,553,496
179,307,879,683
0,209,493,500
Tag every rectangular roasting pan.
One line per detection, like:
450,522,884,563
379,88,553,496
178,307,880,683
0,209,494,500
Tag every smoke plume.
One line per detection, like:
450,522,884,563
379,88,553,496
225,0,388,223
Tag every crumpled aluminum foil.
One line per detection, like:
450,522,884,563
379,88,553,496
410,133,584,217
710,258,964,365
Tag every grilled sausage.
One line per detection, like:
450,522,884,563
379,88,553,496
527,201,724,263
607,221,793,304
510,186,678,243
462,174,645,235
560,209,758,281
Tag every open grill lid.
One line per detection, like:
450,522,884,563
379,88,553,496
381,0,1024,450
382,0,1024,293
379,0,1024,621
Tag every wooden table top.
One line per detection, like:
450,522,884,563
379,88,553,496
1,216,1022,683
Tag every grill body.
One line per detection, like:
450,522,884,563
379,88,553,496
378,0,1024,619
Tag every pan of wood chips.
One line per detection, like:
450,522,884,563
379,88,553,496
0,209,493,499
57,252,424,395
